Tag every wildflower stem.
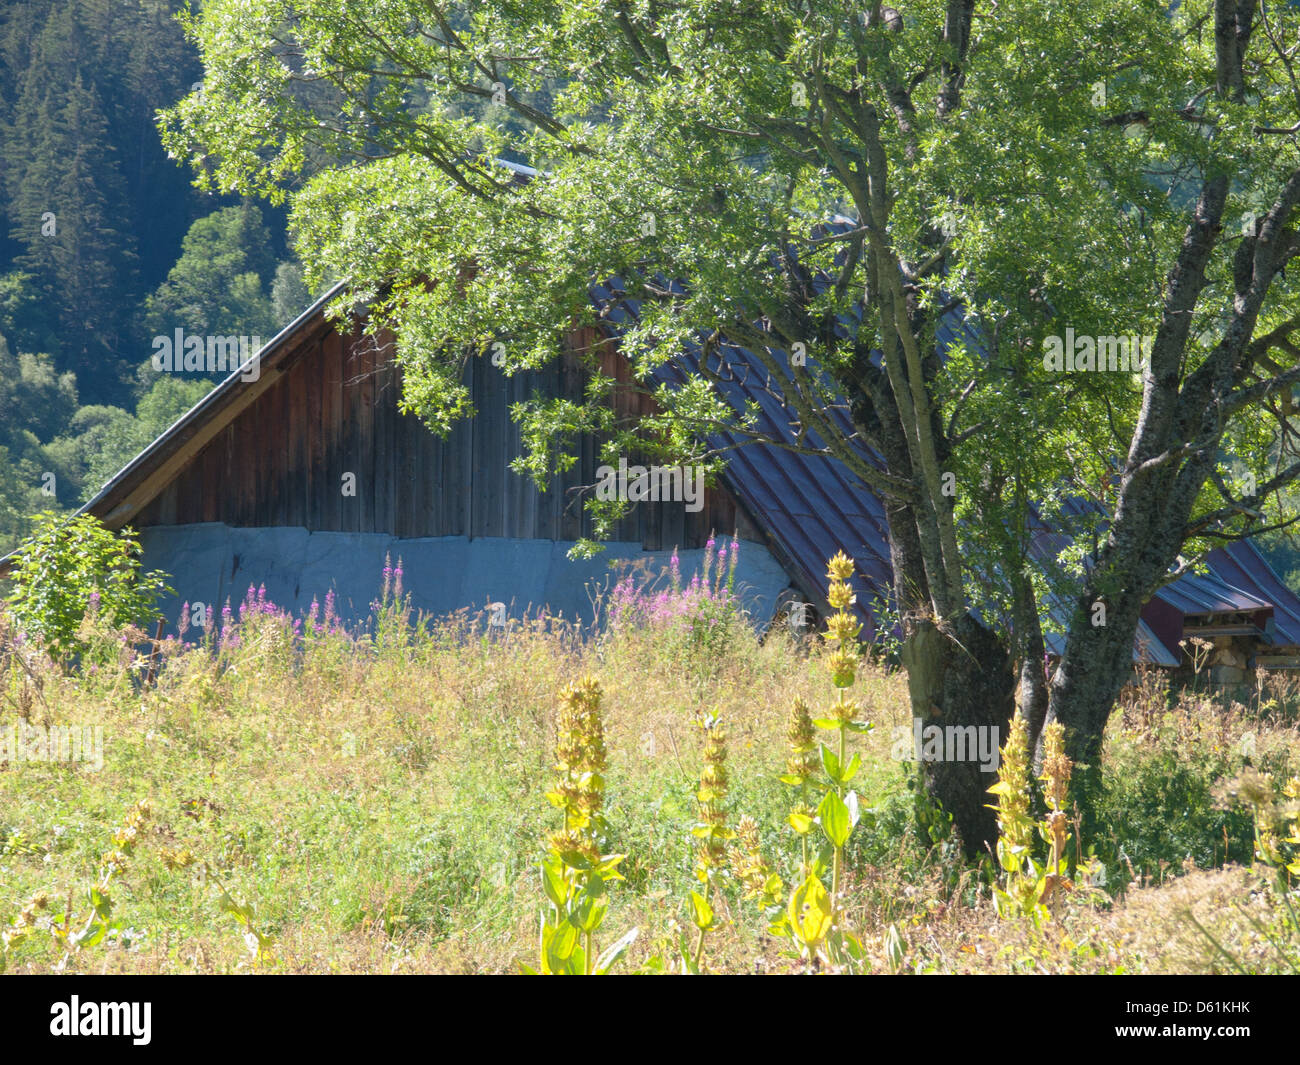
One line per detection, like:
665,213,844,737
693,879,711,972
832,722,845,906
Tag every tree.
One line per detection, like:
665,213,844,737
0,338,79,451
0,445,43,555
43,377,212,505
0,336,77,547
5,64,137,391
0,271,59,359
0,0,218,405
271,259,311,328
162,0,1300,853
141,203,277,348
4,511,171,664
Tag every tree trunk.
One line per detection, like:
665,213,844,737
1012,573,1050,761
863,379,1017,858
879,464,1013,856
900,614,1015,857
1045,508,1179,832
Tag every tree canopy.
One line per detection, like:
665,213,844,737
161,0,1300,850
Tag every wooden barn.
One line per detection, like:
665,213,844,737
17,260,1300,681
60,282,817,631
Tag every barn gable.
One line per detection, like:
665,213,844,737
70,285,801,629
15,265,1300,675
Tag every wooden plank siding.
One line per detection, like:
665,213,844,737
133,322,745,550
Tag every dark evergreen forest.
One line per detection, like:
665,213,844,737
0,0,312,552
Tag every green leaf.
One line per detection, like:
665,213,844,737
74,920,108,949
788,811,814,834
544,919,579,970
820,743,841,782
817,790,851,848
540,861,568,908
820,746,861,785
596,853,627,874
787,874,833,947
573,892,609,934
89,886,112,920
884,923,907,970
689,889,714,930
843,930,867,962
558,849,593,871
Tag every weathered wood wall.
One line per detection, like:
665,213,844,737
133,322,745,550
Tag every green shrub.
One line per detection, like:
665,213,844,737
1095,706,1296,886
3,512,171,663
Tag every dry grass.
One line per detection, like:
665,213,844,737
0,605,1295,973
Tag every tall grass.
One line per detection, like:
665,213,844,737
0,563,1296,973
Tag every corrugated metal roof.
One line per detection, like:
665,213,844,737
588,262,1300,663
1203,540,1300,646
1040,617,1179,667
1152,570,1270,617
591,278,1155,657
589,279,895,632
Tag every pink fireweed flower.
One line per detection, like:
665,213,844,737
605,548,740,643
218,601,235,651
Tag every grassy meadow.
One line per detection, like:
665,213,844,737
1,570,1299,975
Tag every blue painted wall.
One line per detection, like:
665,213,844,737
139,524,793,634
